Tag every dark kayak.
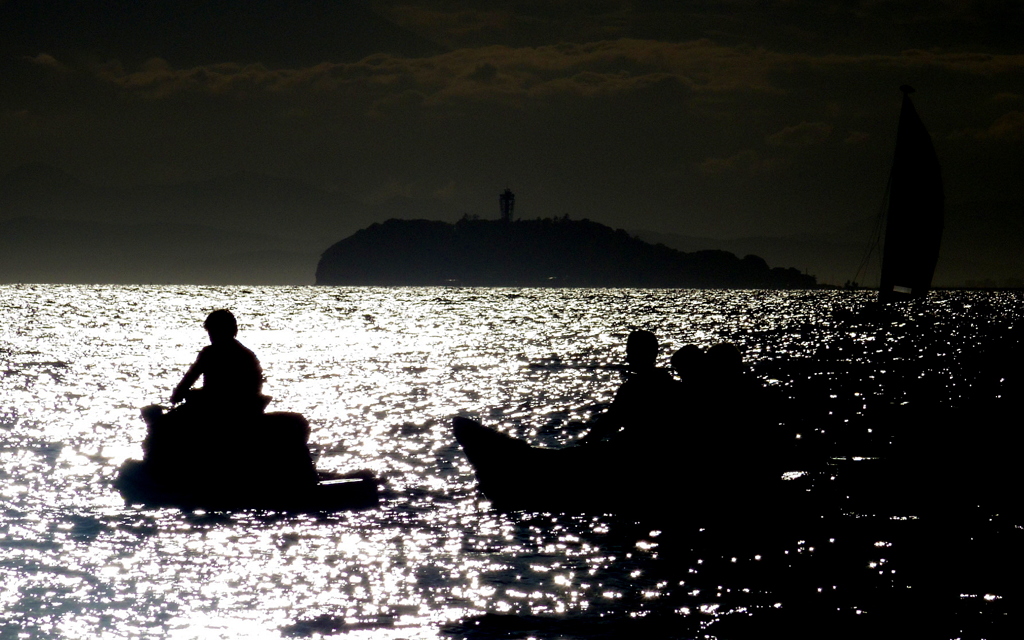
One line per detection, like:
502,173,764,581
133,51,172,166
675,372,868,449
114,403,379,512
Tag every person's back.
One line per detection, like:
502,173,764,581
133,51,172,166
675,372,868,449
671,344,710,402
194,338,262,403
610,365,677,421
701,343,778,492
171,309,264,414
580,329,679,448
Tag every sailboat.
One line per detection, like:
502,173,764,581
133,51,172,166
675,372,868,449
876,86,944,303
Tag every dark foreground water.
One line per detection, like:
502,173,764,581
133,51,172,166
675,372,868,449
1,285,1021,639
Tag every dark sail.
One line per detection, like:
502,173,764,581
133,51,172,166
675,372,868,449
877,87,944,303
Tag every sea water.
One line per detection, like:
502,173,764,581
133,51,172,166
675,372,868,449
0,285,1021,639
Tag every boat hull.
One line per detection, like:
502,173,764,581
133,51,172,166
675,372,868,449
114,403,380,512
114,459,379,512
453,417,614,512
454,417,724,515
454,416,798,518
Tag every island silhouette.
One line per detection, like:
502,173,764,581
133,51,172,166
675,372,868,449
316,216,817,288
2,165,1020,286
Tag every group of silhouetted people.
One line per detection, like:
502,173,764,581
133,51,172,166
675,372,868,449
578,329,764,446
164,316,761,439
156,312,773,499
566,328,778,504
162,315,767,453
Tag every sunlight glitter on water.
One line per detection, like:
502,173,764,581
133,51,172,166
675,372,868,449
1,285,1022,638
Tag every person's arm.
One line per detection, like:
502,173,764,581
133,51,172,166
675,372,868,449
577,413,621,445
251,355,264,395
171,353,204,404
577,376,634,445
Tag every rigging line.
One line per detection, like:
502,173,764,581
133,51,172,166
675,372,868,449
853,170,891,286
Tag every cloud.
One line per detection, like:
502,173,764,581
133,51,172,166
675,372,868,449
993,91,1024,104
698,149,786,176
844,131,870,144
700,120,834,178
766,121,833,147
89,58,299,98
467,62,499,83
977,111,1024,140
377,4,517,48
62,38,793,120
7,33,1023,234
28,53,69,72
64,39,1024,118
952,109,1024,141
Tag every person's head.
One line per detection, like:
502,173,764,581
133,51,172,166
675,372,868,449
203,309,238,342
625,329,658,371
706,342,743,378
671,344,704,379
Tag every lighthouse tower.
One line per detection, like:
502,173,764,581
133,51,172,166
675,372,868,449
499,189,515,223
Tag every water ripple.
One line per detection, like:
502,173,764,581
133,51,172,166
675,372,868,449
0,285,1021,638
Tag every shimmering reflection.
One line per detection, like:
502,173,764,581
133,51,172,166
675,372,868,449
1,285,1021,638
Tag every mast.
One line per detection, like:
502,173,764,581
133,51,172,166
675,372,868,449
877,86,944,303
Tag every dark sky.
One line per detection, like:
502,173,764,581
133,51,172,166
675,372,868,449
1,0,1022,281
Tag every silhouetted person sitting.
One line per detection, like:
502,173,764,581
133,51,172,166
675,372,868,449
578,329,677,446
671,344,706,388
704,343,766,407
170,309,265,415
143,310,315,492
705,342,744,382
698,343,781,492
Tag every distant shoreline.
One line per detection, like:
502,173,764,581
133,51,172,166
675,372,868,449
315,217,819,289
